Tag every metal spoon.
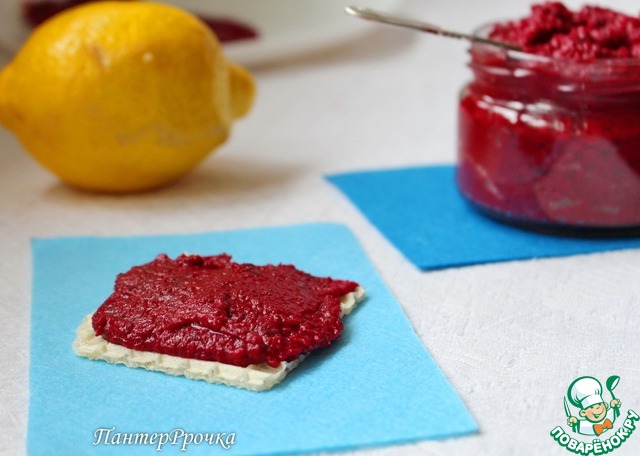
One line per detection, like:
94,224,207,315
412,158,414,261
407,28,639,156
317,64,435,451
345,6,522,51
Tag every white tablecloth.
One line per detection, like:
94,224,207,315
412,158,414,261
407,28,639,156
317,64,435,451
1,1,639,455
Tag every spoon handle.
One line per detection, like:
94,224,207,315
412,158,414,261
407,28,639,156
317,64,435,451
345,6,522,51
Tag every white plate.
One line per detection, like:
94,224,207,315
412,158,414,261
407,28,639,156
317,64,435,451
0,0,403,67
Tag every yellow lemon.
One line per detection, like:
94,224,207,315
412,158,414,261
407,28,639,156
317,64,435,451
0,1,255,192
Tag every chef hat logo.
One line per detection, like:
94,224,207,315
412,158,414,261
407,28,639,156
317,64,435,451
568,376,605,409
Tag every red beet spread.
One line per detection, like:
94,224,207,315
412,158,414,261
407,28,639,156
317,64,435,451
489,2,640,62
22,0,257,43
457,2,640,229
92,254,359,368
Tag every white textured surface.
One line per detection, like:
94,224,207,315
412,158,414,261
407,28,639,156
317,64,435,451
1,0,640,454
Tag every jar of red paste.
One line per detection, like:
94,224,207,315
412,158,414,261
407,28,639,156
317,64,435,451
457,29,640,233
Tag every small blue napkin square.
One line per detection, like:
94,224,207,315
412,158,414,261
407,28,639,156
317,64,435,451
328,166,640,270
29,223,476,455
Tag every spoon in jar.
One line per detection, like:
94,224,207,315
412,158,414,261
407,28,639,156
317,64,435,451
345,6,522,51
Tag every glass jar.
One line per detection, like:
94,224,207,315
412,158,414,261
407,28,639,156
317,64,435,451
457,32,640,234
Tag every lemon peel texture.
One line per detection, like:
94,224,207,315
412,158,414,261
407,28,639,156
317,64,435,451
0,1,255,192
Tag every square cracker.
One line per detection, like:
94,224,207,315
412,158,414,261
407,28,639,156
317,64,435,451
73,287,364,391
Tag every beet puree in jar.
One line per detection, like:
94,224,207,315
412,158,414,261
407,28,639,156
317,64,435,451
457,2,640,234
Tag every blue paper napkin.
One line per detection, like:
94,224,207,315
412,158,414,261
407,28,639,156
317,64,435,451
328,166,640,270
29,223,477,456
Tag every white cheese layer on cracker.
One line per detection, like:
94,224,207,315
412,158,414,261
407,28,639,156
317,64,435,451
73,286,365,391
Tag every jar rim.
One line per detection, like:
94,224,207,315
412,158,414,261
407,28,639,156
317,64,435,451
472,22,640,69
